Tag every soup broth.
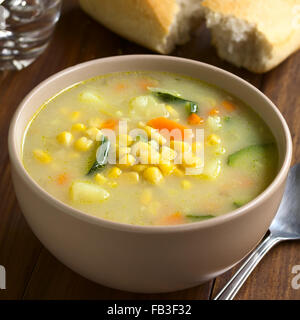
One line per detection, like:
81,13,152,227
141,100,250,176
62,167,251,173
22,71,278,225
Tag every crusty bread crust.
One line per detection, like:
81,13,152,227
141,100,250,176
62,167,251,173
79,0,178,53
202,0,300,72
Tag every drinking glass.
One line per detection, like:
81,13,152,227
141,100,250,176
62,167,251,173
0,0,61,70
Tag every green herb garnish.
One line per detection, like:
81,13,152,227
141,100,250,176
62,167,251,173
148,88,199,114
233,199,250,208
223,116,231,122
87,136,110,175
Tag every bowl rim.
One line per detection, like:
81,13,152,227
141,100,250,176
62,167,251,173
8,54,293,234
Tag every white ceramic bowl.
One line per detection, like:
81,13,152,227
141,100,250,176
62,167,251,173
8,55,292,293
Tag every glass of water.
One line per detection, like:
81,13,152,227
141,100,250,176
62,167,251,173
0,0,61,70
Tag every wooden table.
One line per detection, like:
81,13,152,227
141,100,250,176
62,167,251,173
0,1,299,300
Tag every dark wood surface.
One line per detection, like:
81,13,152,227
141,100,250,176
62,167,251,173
0,1,299,300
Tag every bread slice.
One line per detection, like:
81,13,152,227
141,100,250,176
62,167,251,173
201,0,300,73
79,0,204,54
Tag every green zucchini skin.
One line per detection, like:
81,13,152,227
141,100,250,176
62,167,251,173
228,143,278,176
186,214,214,221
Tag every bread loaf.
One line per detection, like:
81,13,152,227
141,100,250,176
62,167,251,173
79,0,204,54
202,0,300,73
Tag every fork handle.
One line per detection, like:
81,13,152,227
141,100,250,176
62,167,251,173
214,233,282,300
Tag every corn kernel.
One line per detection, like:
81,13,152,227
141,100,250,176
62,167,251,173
117,134,133,146
170,140,192,154
131,141,150,157
72,123,86,132
206,134,221,146
207,116,222,130
122,172,140,184
140,189,152,205
173,167,184,177
166,105,179,118
108,166,122,179
182,153,203,168
86,127,103,141
160,146,177,162
88,118,103,128
181,179,192,190
144,125,166,145
94,173,108,185
107,181,118,188
143,167,164,185
33,149,52,164
131,141,160,164
74,137,93,151
116,146,131,159
215,146,226,155
148,140,159,150
139,148,160,164
56,131,73,146
119,154,136,167
70,111,80,121
159,162,176,176
192,142,203,154
132,164,147,173
138,121,146,128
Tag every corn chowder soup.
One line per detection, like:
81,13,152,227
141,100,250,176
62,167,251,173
22,72,278,226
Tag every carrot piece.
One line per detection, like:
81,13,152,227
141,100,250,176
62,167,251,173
56,173,69,185
147,117,191,140
138,79,158,91
158,212,184,225
209,108,220,116
115,83,127,91
101,119,118,130
188,113,204,125
239,176,254,187
222,101,236,112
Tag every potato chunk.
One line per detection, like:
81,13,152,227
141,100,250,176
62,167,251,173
70,181,110,203
79,91,102,104
200,159,221,179
129,95,168,119
121,172,140,184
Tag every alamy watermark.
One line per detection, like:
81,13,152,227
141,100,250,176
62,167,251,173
291,265,300,290
100,121,205,175
0,265,5,290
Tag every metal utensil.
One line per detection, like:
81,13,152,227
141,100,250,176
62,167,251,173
214,163,300,300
